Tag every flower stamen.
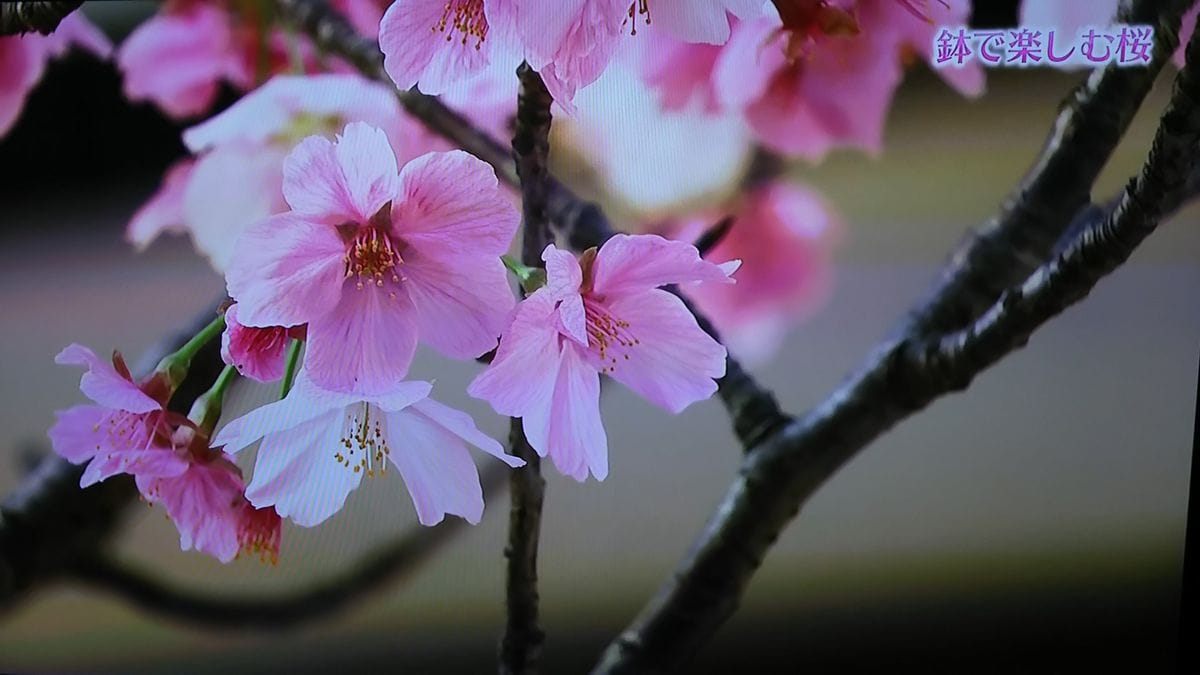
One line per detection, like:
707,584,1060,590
344,227,403,291
334,403,390,477
432,0,489,50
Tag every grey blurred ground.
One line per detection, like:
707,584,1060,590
0,38,1197,674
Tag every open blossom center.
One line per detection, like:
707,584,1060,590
94,409,180,455
433,0,489,49
344,227,403,291
583,297,640,374
334,402,391,477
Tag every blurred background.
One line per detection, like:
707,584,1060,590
1,1,1198,672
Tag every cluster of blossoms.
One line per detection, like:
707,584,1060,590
27,0,1194,563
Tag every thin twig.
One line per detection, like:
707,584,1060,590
68,464,510,629
499,63,554,675
0,0,80,35
593,11,1200,672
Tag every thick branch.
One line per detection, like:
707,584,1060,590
902,0,1194,340
499,64,553,675
68,464,510,629
0,304,225,609
501,419,546,675
0,0,80,35
593,14,1200,673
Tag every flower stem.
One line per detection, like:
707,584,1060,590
155,313,226,391
279,339,302,399
190,365,239,436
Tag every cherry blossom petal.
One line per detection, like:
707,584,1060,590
379,0,494,95
408,398,522,467
282,123,399,224
304,285,420,394
592,233,737,297
55,344,159,413
117,3,250,118
214,375,348,453
128,159,194,250
712,16,786,110
386,405,487,524
249,416,364,527
467,290,560,417
48,405,108,465
401,251,515,359
649,0,759,44
143,462,243,563
184,144,287,272
393,150,519,256
225,213,347,328
237,412,330,495
525,344,607,481
542,244,583,300
605,288,726,413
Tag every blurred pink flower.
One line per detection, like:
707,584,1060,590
469,235,737,481
117,1,253,119
0,13,111,137
48,344,189,488
225,123,518,393
137,450,282,564
215,370,521,527
129,74,416,272
127,159,195,250
668,181,841,363
220,303,303,383
116,0,384,119
713,0,980,159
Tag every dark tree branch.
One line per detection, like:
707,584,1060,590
0,303,225,610
0,0,80,36
67,464,510,629
499,63,554,675
500,419,546,675
593,14,1200,673
692,216,734,257
901,0,1194,341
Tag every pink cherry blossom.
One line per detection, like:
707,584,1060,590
220,303,304,383
130,74,416,272
116,0,383,119
137,449,282,564
48,344,189,488
379,0,523,95
225,122,518,394
666,181,841,363
713,0,980,159
468,235,737,481
0,13,111,137
214,370,522,527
